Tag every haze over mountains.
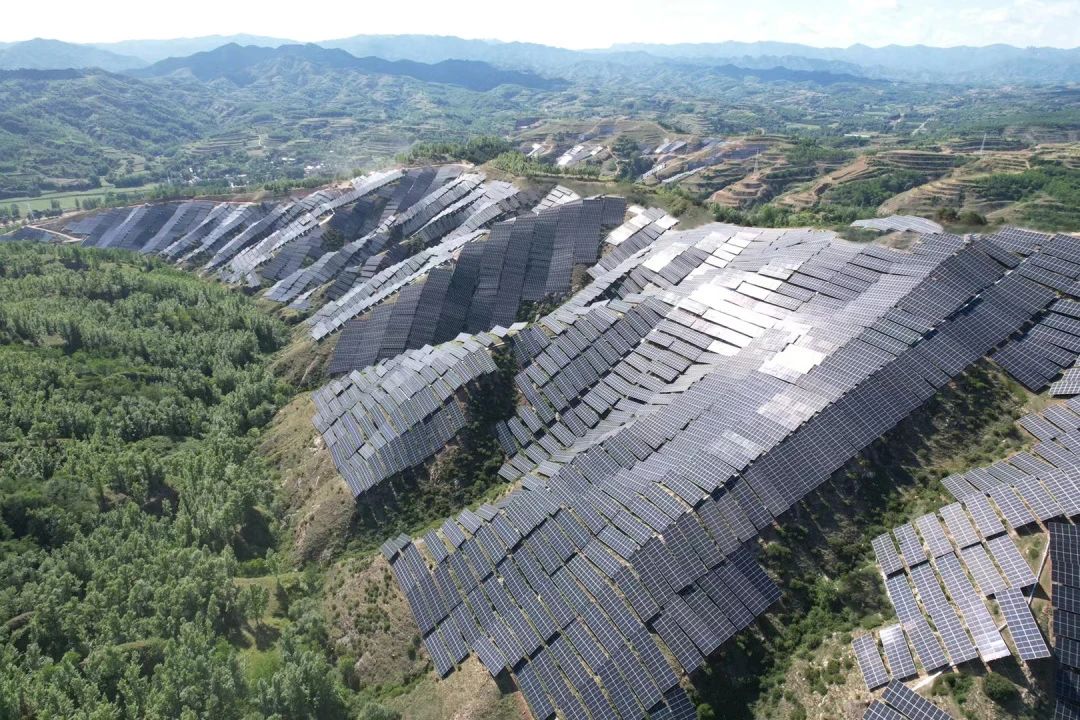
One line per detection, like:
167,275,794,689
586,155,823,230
0,38,143,72
0,34,1078,84
132,43,565,92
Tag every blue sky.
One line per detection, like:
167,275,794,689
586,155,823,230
4,0,1079,48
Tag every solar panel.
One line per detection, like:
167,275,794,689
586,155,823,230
881,681,955,720
894,523,928,566
941,473,979,500
863,701,907,720
1042,469,1080,517
884,574,922,624
852,634,889,690
873,533,905,575
909,562,978,664
959,544,1008,596
996,587,1050,660
939,504,980,548
987,534,1038,589
1018,413,1061,441
1062,636,1080,670
880,624,917,680
962,494,1005,540
1059,666,1080,704
1055,700,1080,720
915,514,954,558
1058,608,1080,642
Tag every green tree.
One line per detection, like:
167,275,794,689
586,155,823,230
983,672,1018,706
146,621,247,720
612,135,650,181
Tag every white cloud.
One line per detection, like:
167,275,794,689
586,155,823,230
851,0,901,13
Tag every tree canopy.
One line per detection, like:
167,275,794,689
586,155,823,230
0,243,394,719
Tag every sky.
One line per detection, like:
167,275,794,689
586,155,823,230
3,0,1079,49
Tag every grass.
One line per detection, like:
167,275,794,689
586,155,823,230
240,645,284,686
381,658,521,720
257,391,356,564
3,183,160,212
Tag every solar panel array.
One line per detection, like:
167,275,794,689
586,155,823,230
40,168,558,318
870,474,1050,678
877,681,956,720
851,216,945,235
995,295,1080,393
319,197,627,372
943,399,1080,529
266,170,535,307
373,222,1080,716
224,169,415,280
863,393,1080,683
43,169,406,287
1053,522,1080,720
314,327,517,497
24,179,1080,718
532,185,581,213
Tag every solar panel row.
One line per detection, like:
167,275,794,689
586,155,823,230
318,197,626,369
1054,523,1080,719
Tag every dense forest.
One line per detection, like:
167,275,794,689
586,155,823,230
0,243,394,719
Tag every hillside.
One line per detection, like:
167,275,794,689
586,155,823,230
0,243,402,719
4,23,1080,720
9,161,1080,720
0,69,214,197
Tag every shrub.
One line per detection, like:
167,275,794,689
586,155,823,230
983,672,1018,705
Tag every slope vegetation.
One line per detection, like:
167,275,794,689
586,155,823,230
0,243,393,719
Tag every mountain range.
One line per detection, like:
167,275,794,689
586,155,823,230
0,35,1078,85
131,43,565,92
0,38,143,72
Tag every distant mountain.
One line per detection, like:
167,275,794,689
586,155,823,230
608,41,1080,84
0,38,144,71
695,62,873,86
92,35,296,64
5,35,1078,85
131,43,567,91
324,35,1080,85
322,34,585,68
